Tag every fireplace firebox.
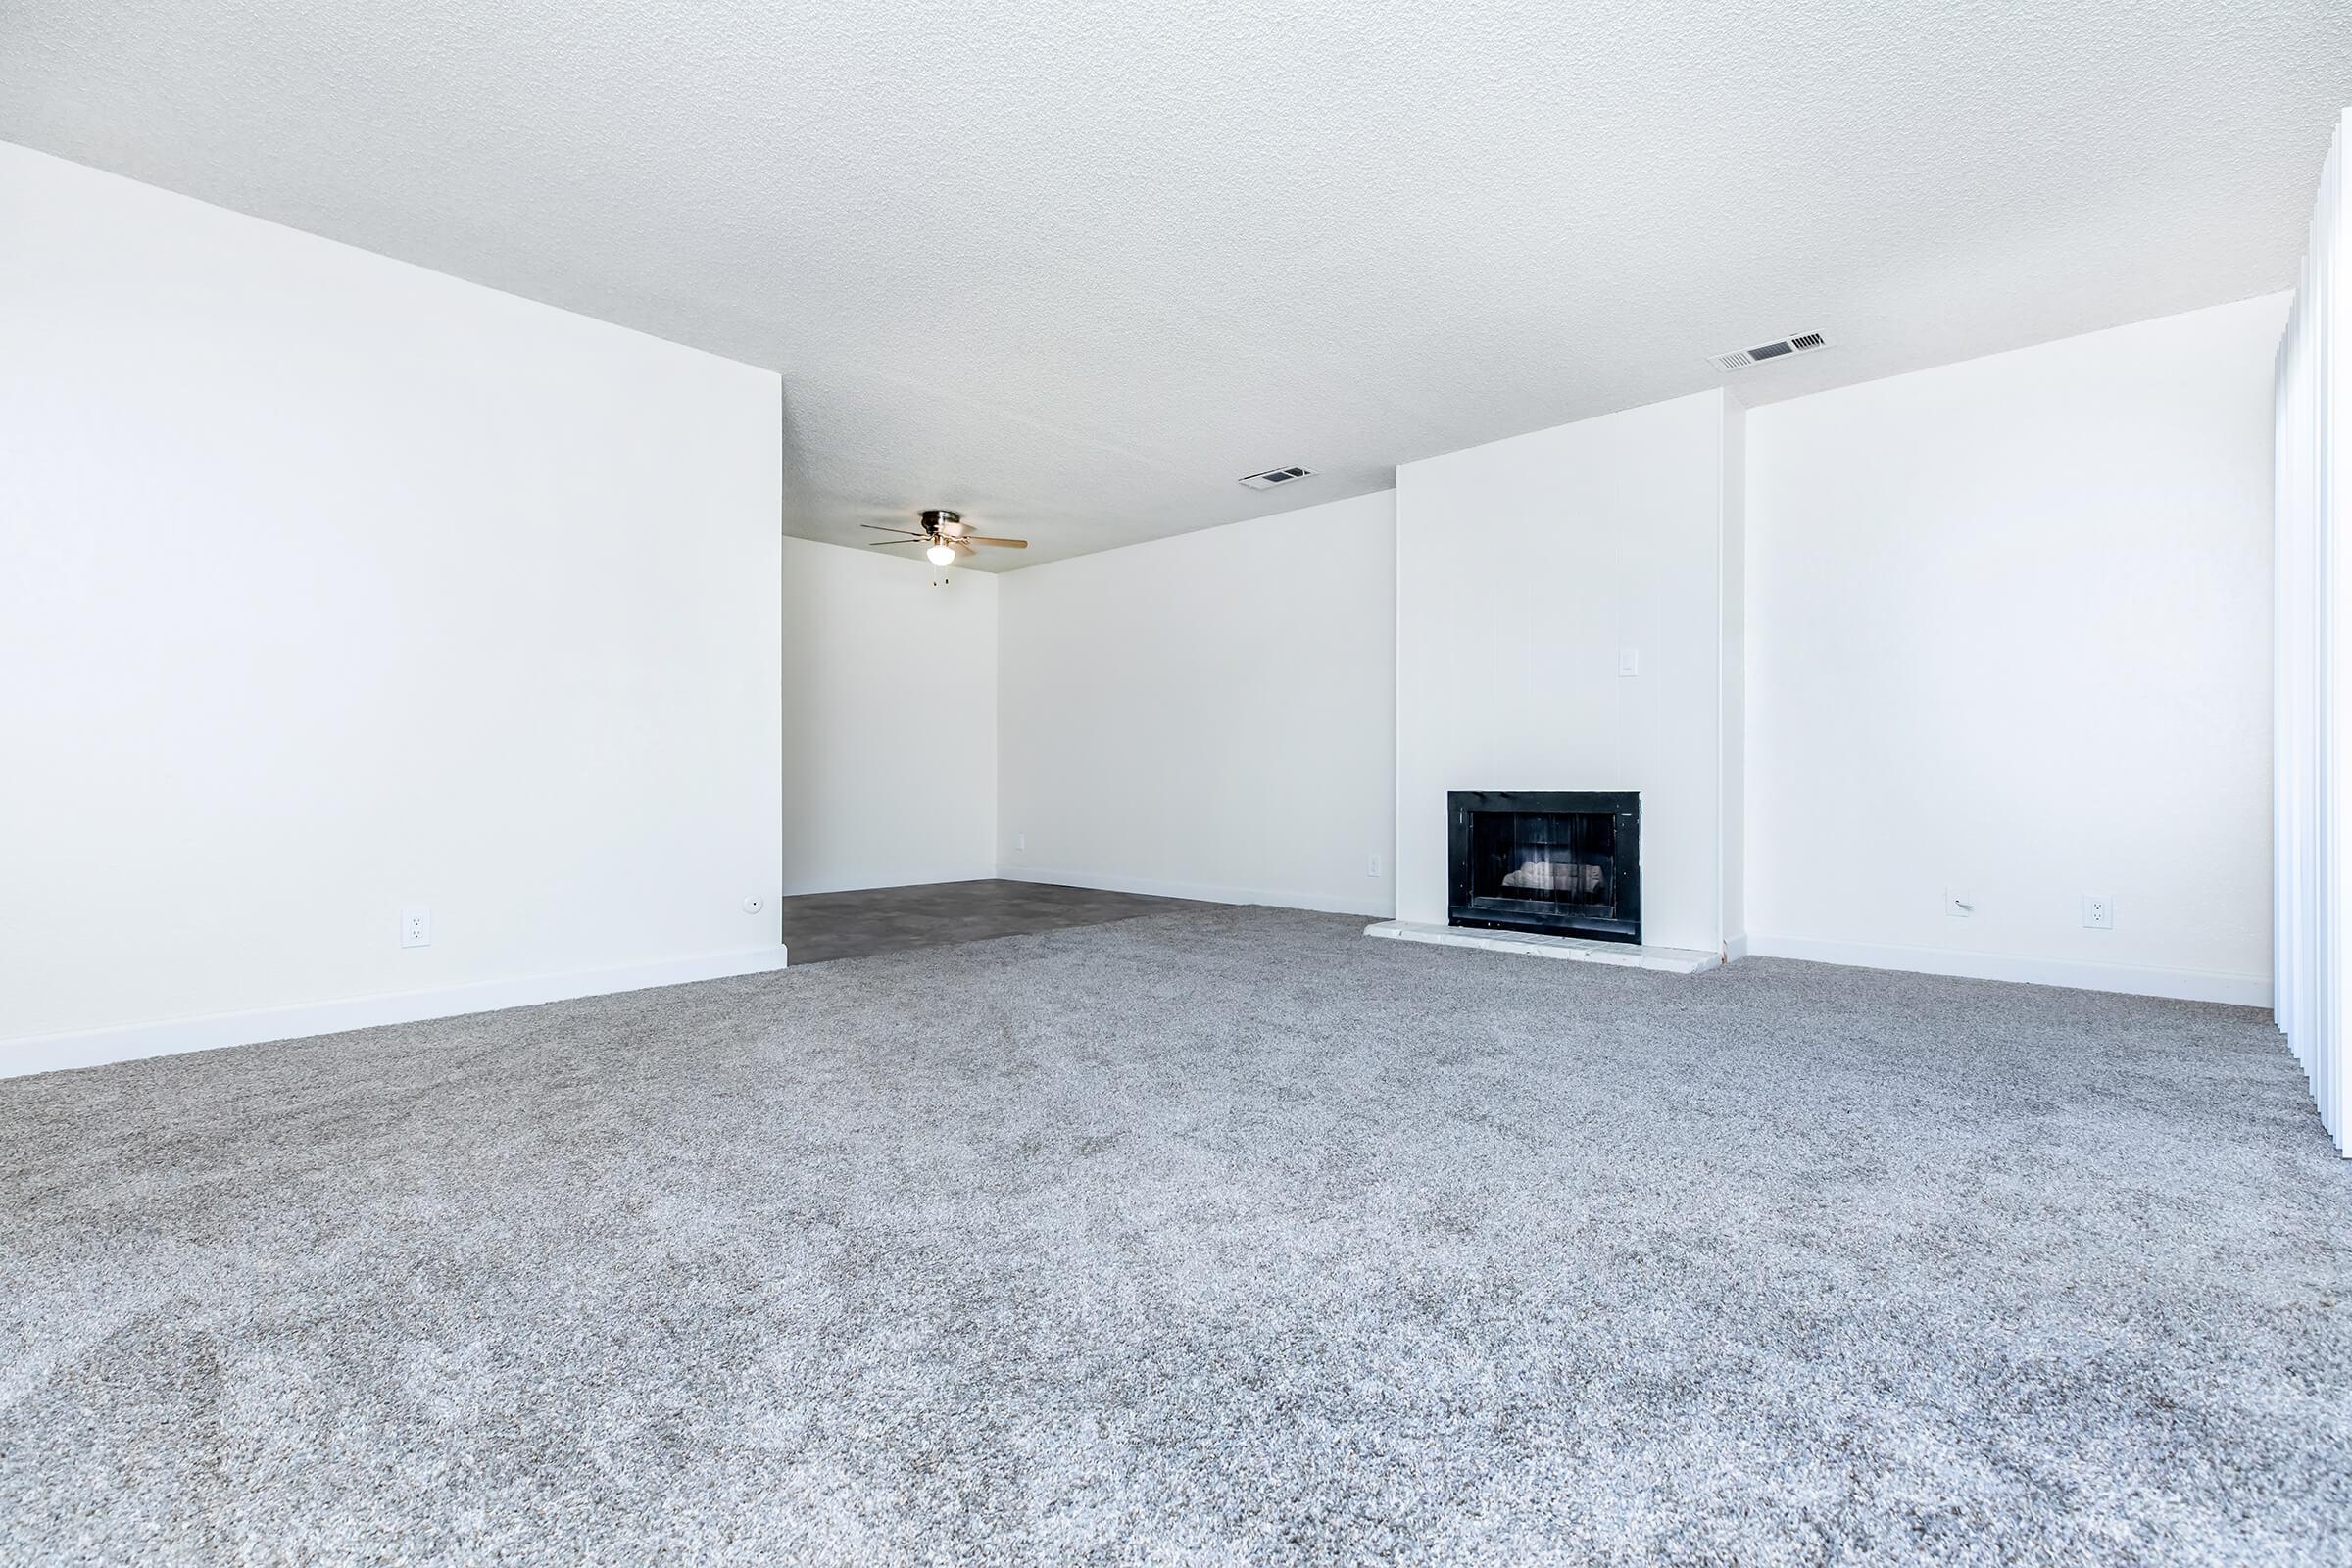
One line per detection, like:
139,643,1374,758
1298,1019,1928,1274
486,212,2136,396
1447,791,1641,944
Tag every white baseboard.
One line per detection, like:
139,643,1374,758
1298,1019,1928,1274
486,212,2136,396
1368,920,1720,973
2,946,793,1081
997,865,1394,919
1744,934,2270,1007
1724,933,1751,961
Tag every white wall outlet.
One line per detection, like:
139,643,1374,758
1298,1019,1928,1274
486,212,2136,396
1367,853,1383,878
2083,895,2114,930
1015,832,1026,852
401,906,431,948
1944,888,1976,919
742,895,764,914
1617,647,1642,677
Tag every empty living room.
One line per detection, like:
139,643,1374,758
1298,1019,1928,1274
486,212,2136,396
7,4,2352,1564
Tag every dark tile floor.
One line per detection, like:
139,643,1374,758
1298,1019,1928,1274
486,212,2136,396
776,878,1211,964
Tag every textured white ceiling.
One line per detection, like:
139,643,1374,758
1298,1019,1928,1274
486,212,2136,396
5,2,2347,566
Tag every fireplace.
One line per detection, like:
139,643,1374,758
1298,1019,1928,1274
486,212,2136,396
1447,791,1641,944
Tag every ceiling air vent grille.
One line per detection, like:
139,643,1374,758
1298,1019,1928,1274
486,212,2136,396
1239,466,1313,491
1709,331,1830,370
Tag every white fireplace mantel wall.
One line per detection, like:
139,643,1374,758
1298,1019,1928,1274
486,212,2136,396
994,302,2272,1002
1395,389,1745,955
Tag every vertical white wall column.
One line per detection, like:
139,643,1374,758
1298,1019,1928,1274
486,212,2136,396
2276,109,2351,1155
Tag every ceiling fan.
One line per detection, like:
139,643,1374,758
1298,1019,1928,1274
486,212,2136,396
862,509,1028,566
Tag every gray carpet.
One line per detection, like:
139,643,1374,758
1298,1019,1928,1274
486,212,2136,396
3,906,2347,1566
774,878,1212,964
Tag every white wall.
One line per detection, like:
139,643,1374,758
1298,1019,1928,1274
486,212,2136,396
1745,293,2288,1004
781,537,997,893
1395,390,1743,953
0,144,785,1072
995,491,1396,915
2,141,2289,1064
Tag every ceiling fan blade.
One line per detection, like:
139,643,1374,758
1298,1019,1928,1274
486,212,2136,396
961,536,1027,548
859,522,925,534
866,539,923,548
949,537,976,556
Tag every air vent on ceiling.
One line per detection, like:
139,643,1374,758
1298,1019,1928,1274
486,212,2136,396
1239,465,1313,491
1710,331,1830,371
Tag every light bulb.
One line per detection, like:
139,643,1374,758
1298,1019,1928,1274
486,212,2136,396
926,543,956,567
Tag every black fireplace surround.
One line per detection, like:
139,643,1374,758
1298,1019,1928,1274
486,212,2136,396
1447,790,1641,944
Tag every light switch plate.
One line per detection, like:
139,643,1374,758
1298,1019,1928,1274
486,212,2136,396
1617,647,1641,677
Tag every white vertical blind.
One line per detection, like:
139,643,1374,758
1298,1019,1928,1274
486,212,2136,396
2277,109,2351,1156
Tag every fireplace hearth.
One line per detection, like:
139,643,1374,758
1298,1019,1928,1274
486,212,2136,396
1447,790,1641,944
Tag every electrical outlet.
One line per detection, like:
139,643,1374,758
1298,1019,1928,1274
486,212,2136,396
1367,853,1383,878
2083,895,2114,930
1944,888,1976,919
401,906,431,949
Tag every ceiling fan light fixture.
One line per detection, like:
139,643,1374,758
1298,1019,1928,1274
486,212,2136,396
868,507,1029,561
